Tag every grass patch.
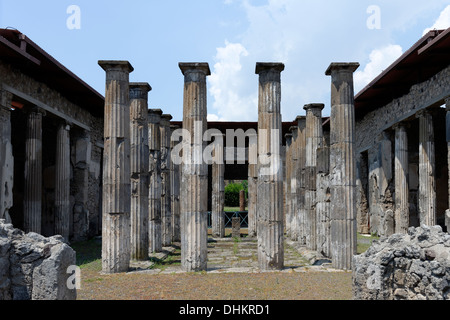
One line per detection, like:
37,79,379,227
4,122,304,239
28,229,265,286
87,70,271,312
357,233,379,254
71,238,102,270
224,207,248,212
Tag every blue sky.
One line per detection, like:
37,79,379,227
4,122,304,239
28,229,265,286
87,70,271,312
0,1,449,121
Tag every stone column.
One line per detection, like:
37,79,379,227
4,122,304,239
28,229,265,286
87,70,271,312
417,109,436,227
72,130,91,242
170,124,181,242
211,133,225,238
295,116,306,244
54,122,71,242
247,130,258,238
325,62,359,270
446,97,450,232
24,108,44,234
148,109,163,253
284,133,293,238
98,60,133,273
179,62,210,272
255,62,284,271
394,123,409,234
304,103,325,251
129,83,151,260
0,91,13,223
160,114,173,246
316,145,331,257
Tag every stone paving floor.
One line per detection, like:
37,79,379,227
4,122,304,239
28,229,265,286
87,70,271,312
129,236,346,275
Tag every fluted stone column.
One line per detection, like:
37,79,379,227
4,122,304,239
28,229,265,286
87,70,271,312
212,133,225,238
394,123,409,234
54,122,71,242
446,98,450,231
417,109,436,227
24,108,44,234
295,116,306,244
161,114,173,246
248,130,258,238
98,60,133,273
326,62,359,270
255,62,284,271
179,62,210,272
304,103,325,251
148,109,163,253
170,124,181,242
316,145,331,257
129,83,151,260
284,133,293,238
0,91,13,223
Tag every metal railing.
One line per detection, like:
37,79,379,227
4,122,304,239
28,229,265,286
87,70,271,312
207,211,248,228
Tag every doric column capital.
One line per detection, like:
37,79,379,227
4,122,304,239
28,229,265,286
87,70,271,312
28,106,46,117
130,82,152,100
161,114,173,125
98,60,134,73
303,103,325,112
285,133,293,145
148,108,163,123
179,63,211,77
415,108,433,119
325,62,360,76
296,115,306,130
255,62,285,74
392,121,410,131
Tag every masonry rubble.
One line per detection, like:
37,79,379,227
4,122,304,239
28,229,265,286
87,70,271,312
353,225,450,300
0,219,76,300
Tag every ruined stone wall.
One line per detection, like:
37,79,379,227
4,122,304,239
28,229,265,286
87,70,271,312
356,65,450,152
353,225,450,300
0,61,104,241
355,65,450,235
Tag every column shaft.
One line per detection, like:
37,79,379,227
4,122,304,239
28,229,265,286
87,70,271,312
417,110,436,226
247,130,258,237
170,125,181,242
24,109,43,234
179,63,210,272
148,109,163,253
130,83,151,260
256,62,284,271
295,116,306,243
0,91,14,223
98,60,133,273
446,98,450,231
394,123,409,234
304,103,324,251
326,62,359,270
161,114,173,246
212,134,225,238
54,123,71,242
284,133,293,238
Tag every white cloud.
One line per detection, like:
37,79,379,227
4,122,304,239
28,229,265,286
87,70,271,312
354,44,403,93
208,41,258,121
423,5,450,35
